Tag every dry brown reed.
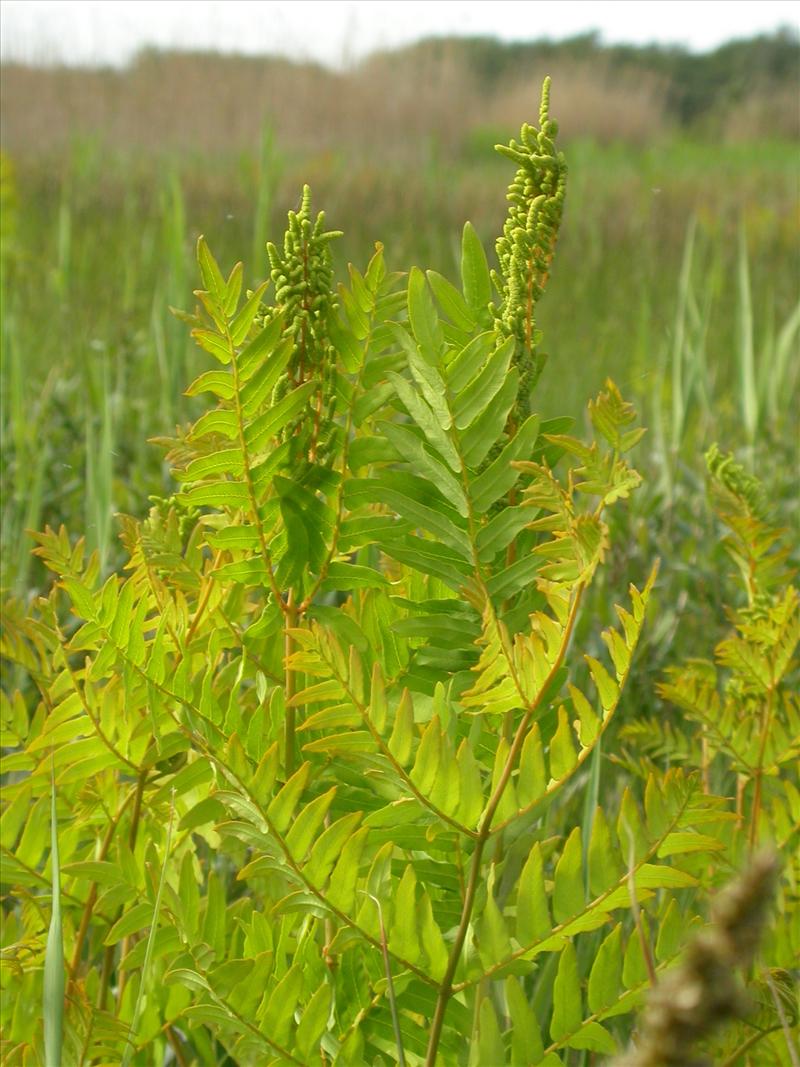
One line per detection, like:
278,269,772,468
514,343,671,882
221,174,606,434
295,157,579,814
0,47,670,160
487,60,670,144
723,81,800,141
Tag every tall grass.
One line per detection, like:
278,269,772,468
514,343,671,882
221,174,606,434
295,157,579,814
252,123,281,281
737,224,758,449
0,127,797,590
84,361,114,572
0,306,51,592
645,209,799,505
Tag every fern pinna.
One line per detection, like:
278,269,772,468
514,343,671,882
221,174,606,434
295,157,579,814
1,79,796,1067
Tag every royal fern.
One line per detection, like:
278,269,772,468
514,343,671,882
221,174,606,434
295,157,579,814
1,78,795,1067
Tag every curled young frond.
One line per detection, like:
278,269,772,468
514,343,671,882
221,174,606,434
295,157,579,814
705,442,793,603
706,443,768,522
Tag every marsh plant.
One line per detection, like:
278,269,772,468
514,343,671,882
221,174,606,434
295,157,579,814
1,79,797,1067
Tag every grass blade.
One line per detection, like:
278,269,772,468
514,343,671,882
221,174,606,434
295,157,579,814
670,215,696,455
770,298,800,427
736,224,757,447
252,122,280,280
367,893,406,1067
43,764,64,1067
121,793,175,1067
84,360,114,574
581,736,602,895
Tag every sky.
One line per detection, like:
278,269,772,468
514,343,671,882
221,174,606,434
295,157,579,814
1,0,798,68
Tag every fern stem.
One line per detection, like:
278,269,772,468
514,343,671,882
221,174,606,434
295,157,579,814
749,683,776,849
127,767,147,845
765,971,800,1067
455,764,694,994
720,1026,786,1067
425,382,590,1060
68,794,132,985
735,772,746,821
182,548,224,652
425,588,585,1065
701,728,710,792
165,1027,189,1067
115,769,149,1010
424,835,488,1067
96,945,115,1016
623,817,658,988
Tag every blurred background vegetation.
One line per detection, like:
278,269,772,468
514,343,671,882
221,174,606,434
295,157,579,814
1,29,798,621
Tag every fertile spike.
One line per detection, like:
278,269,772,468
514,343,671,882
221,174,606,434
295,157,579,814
493,76,567,421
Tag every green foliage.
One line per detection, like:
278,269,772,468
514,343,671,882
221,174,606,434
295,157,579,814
624,447,799,1065
2,137,797,597
1,79,796,1067
614,851,783,1067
